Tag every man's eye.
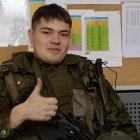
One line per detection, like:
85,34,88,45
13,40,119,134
61,33,69,36
42,31,50,34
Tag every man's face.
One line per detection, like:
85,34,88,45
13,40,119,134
28,18,71,64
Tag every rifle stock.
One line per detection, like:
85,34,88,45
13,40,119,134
37,111,96,140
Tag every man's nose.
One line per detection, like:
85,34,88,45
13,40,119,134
50,33,60,43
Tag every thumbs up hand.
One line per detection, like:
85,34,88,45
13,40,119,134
24,78,58,121
10,78,58,129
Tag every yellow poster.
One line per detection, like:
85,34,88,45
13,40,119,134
28,0,46,49
29,0,46,16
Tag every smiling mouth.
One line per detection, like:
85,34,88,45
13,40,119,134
48,48,60,53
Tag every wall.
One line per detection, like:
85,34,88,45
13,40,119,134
0,4,140,86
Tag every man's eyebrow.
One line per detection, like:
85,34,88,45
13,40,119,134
41,27,53,30
41,27,70,33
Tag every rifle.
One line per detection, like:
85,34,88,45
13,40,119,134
37,111,96,140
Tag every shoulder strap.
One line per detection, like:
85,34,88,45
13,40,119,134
32,58,54,97
5,72,19,105
1,61,19,105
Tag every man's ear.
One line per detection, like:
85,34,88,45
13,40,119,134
28,29,34,44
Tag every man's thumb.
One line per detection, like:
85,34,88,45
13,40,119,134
32,78,43,95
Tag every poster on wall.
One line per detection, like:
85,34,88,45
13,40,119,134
122,1,140,57
68,10,122,67
83,11,122,67
68,10,93,56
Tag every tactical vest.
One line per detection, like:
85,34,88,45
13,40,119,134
0,52,104,137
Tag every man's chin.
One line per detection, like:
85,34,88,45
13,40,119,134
47,58,63,64
44,53,66,64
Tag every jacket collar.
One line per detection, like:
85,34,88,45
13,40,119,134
12,52,82,73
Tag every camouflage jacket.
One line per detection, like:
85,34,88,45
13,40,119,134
0,52,138,140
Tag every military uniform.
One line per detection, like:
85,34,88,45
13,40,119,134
0,52,139,140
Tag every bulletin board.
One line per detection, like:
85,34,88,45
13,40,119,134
68,4,140,86
0,4,140,86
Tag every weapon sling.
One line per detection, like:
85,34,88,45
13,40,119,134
95,58,109,111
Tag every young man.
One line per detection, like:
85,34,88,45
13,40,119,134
0,3,139,140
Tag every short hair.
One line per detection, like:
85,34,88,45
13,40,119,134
31,3,72,30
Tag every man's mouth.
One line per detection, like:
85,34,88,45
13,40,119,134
48,48,60,54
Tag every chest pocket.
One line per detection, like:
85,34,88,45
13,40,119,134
43,66,75,114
